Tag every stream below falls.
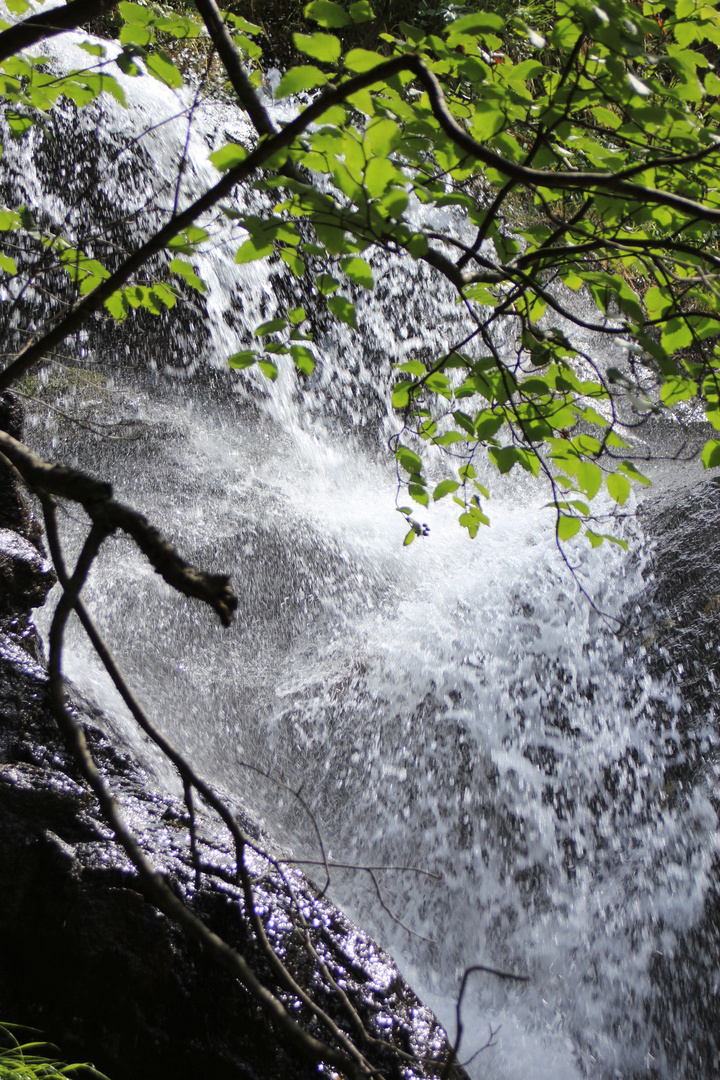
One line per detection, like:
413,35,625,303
2,19,720,1080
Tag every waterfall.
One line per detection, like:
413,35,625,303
4,19,720,1079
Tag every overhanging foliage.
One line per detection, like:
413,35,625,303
1,0,720,548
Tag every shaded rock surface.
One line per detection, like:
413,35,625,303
637,479,720,1079
0,397,466,1080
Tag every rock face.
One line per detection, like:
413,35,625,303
0,394,55,661
637,481,720,1080
0,395,466,1080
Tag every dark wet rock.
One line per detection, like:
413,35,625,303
641,478,720,715
0,528,55,618
0,633,465,1080
0,392,40,542
637,479,720,1079
0,393,55,661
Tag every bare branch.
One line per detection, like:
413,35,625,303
441,964,529,1080
0,0,118,65
192,0,277,138
41,500,372,1079
0,430,237,626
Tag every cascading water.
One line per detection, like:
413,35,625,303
3,19,720,1080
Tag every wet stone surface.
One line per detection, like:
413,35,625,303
0,629,464,1080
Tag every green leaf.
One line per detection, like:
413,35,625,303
167,225,208,253
618,460,651,486
575,461,602,499
406,234,428,258
392,380,412,408
327,295,357,328
119,1,152,21
105,290,129,321
396,446,422,473
489,446,521,474
607,473,631,504
116,49,142,76
350,0,374,22
150,282,176,309
475,412,504,440
430,429,464,445
145,51,183,89
397,360,426,376
258,360,278,380
317,273,339,294
345,48,385,72
169,258,206,293
453,410,476,436
275,66,328,97
125,284,163,314
227,13,263,33
0,209,19,231
228,350,258,369
446,11,504,41
363,157,402,198
0,252,17,274
660,376,697,406
341,256,373,288
255,317,287,337
6,112,32,136
80,42,107,57
661,318,693,353
236,237,273,263
155,13,201,38
280,248,305,276
433,479,459,500
304,0,351,26
119,18,153,45
365,117,401,157
557,515,582,540
290,344,315,374
702,439,720,469
210,143,248,171
293,32,342,64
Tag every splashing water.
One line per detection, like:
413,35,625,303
4,20,719,1079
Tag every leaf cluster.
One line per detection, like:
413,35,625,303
0,1024,109,1080
4,0,720,547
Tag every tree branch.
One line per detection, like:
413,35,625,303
0,0,118,65
192,0,277,138
3,53,720,394
0,429,237,626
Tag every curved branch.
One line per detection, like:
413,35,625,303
0,0,118,65
0,429,237,625
192,0,277,138
3,53,719,394
38,490,411,1078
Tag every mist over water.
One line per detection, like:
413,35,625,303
4,20,720,1078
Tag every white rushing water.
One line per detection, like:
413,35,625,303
3,20,719,1079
